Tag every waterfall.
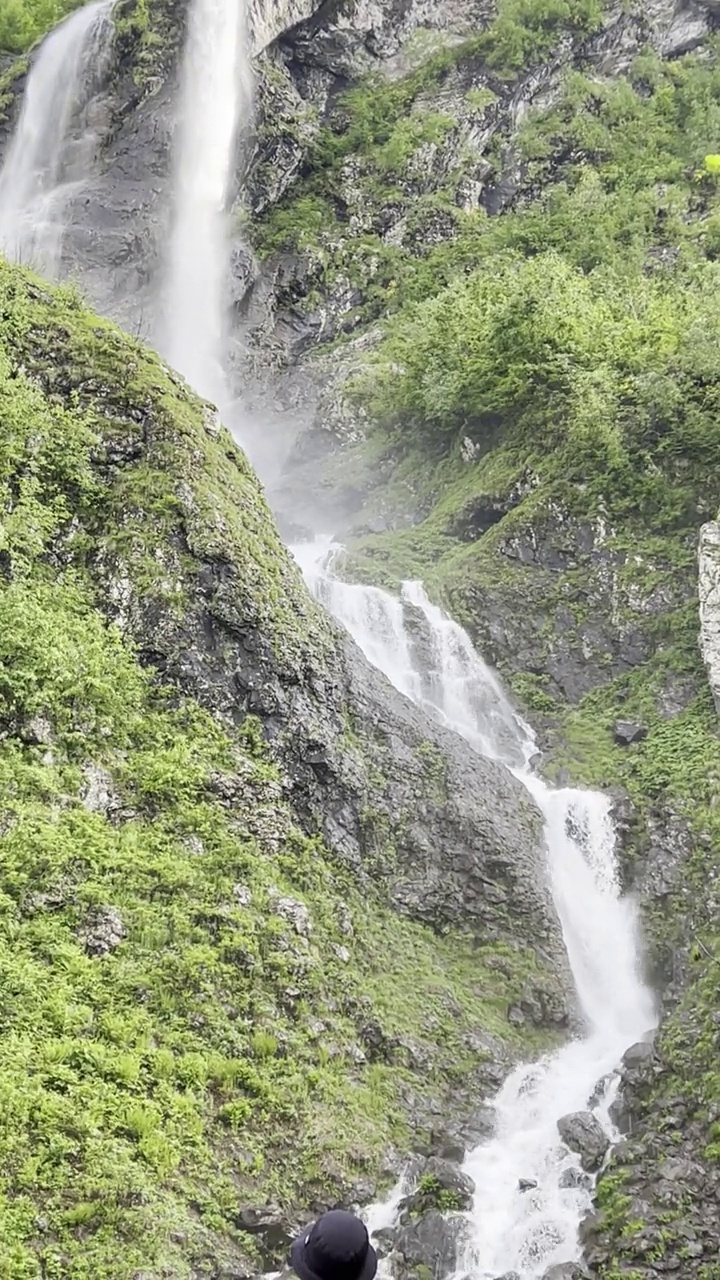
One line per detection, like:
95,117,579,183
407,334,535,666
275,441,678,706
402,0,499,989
0,0,114,278
158,0,253,405
294,537,657,1280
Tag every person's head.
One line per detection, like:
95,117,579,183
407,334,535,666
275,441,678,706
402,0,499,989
290,1210,377,1280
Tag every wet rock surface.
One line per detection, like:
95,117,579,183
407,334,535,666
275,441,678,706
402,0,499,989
103,466,573,1015
542,1265,591,1280
397,1156,476,1215
559,1167,592,1192
557,1112,610,1172
232,1205,298,1265
390,1209,471,1280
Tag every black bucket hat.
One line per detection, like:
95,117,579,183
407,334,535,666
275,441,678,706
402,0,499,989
290,1210,377,1280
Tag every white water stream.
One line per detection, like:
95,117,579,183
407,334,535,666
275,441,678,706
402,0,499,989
159,0,253,404
0,0,114,277
294,538,656,1280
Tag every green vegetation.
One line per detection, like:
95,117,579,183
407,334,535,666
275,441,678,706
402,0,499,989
251,0,610,262
0,0,83,53
0,258,556,1276
274,37,720,602
412,1173,464,1214
112,0,181,88
353,42,720,524
478,0,604,73
251,14,720,1274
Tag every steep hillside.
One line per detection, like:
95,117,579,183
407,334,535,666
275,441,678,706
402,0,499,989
0,260,569,1278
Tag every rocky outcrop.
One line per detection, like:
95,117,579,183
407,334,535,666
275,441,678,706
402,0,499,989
542,1265,590,1280
391,1211,471,1280
698,517,720,713
397,1157,476,1215
78,904,127,955
249,0,319,53
585,1028,720,1279
100,431,568,987
15,271,573,998
557,1113,610,1173
239,0,718,461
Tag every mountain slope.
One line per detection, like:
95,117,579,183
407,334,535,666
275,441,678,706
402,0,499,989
0,259,570,1278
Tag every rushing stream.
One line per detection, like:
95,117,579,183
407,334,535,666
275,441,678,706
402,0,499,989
294,539,656,1279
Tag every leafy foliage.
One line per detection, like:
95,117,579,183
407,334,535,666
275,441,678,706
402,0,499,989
0,0,83,53
363,249,720,530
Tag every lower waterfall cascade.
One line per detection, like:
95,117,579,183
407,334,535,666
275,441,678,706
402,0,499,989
293,538,657,1280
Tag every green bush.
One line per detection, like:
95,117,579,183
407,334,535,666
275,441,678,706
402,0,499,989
363,247,720,526
0,0,84,53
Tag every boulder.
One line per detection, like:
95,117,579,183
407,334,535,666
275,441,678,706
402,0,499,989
612,720,648,746
371,1227,396,1259
587,1072,615,1109
609,1040,657,1133
622,1040,655,1072
399,1157,476,1216
541,1265,590,1280
559,1166,592,1192
414,1129,466,1162
433,1134,466,1164
392,1210,471,1280
557,1112,610,1172
233,1204,297,1264
271,894,312,936
78,905,126,956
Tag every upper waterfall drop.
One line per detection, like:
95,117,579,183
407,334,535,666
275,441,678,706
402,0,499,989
159,0,253,407
0,0,114,278
293,538,656,1280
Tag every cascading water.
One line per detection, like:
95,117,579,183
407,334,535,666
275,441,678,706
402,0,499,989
0,0,114,277
159,0,253,405
294,537,657,1280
